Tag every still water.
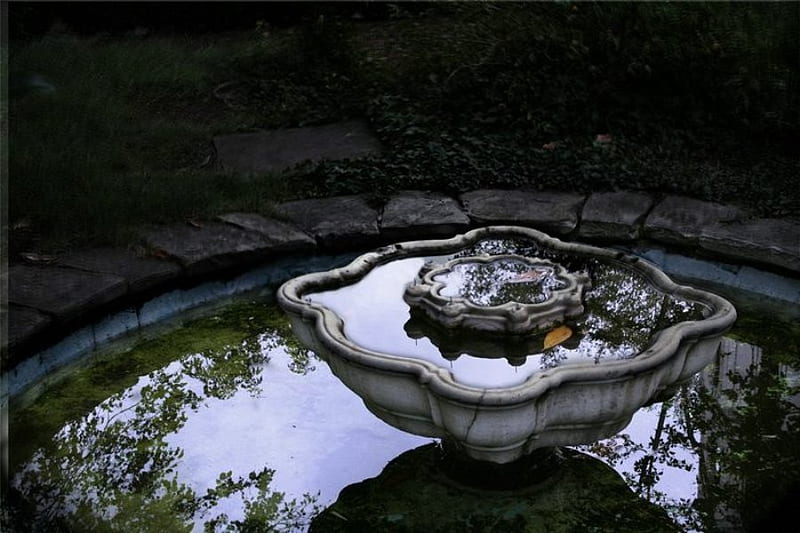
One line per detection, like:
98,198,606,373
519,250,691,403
310,250,704,389
5,277,799,532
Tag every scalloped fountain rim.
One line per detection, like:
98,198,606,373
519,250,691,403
404,254,590,334
277,226,737,406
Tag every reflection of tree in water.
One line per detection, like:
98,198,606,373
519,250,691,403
537,347,570,370
454,238,542,260
576,339,800,532
437,259,563,307
455,238,593,273
8,329,321,532
453,239,704,355
581,264,705,353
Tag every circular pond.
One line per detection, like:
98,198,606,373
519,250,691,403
4,253,799,532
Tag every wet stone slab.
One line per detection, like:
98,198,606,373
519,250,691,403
143,222,276,278
217,213,316,253
578,191,655,241
460,189,585,235
380,191,470,241
644,196,746,245
276,195,380,248
6,265,127,324
698,217,800,274
213,120,382,176
58,247,182,295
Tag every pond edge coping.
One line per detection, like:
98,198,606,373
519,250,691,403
2,189,799,380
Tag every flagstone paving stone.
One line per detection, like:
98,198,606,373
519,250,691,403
213,120,382,175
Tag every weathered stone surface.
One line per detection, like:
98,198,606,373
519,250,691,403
213,120,382,175
6,265,126,323
2,305,53,352
276,195,380,248
698,217,800,274
380,191,470,241
58,247,182,295
459,189,585,235
143,222,275,278
217,213,316,252
578,191,654,241
644,196,745,245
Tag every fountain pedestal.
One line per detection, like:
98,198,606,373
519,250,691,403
437,440,560,490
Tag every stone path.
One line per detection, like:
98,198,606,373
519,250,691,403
213,120,382,175
4,188,799,370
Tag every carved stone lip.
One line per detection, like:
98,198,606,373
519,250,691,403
278,226,737,406
404,254,590,335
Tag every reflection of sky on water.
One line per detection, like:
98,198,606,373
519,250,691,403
168,346,429,527
580,403,699,526
12,292,798,532
310,255,702,389
13,337,429,531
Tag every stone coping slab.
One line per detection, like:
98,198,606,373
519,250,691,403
277,195,380,248
644,195,799,273
460,189,585,235
381,190,470,241
217,213,316,252
59,247,182,295
3,189,799,371
143,221,280,279
578,191,654,241
3,305,53,353
213,120,382,175
698,217,800,274
6,264,127,324
644,195,745,245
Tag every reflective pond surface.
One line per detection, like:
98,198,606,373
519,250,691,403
311,237,706,389
5,262,799,532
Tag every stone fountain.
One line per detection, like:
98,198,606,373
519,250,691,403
278,226,736,464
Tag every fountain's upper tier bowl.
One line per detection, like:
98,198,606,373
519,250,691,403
278,226,736,463
404,254,591,335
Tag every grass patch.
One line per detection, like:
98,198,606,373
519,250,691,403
7,31,287,252
6,3,799,255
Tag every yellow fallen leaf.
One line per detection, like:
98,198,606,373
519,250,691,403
544,325,573,350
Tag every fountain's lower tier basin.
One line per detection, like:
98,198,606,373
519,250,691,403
288,311,722,463
280,227,737,464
